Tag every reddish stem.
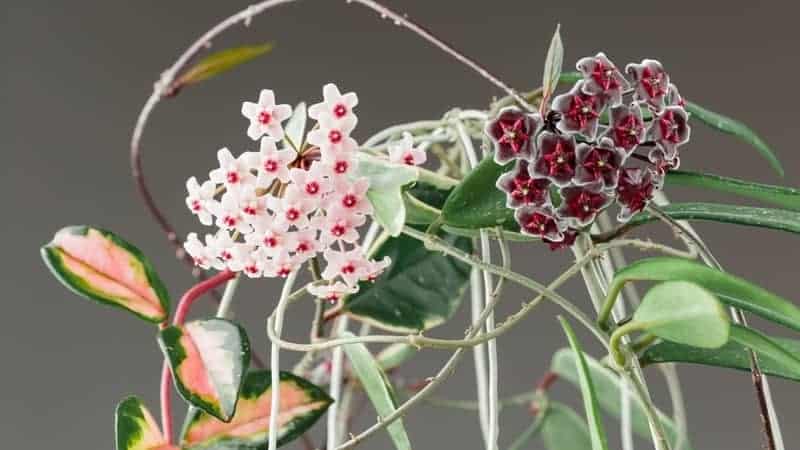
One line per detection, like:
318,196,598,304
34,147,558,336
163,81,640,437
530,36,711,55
159,269,237,444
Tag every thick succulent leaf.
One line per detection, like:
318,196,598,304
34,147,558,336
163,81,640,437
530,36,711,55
666,171,800,211
541,24,564,102
341,332,411,450
540,402,592,450
558,318,609,450
633,281,730,348
551,349,693,450
402,182,453,225
441,157,514,229
182,370,332,449
41,226,170,323
609,257,800,333
641,325,800,382
173,43,274,90
728,325,800,378
159,319,251,421
356,153,419,236
684,101,783,177
115,396,177,450
628,202,800,235
342,228,472,333
284,102,307,151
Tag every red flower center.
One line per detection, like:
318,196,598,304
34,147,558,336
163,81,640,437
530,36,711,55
264,236,278,247
542,140,575,179
613,114,644,151
341,263,356,274
296,242,310,253
264,160,278,172
333,104,348,118
226,171,240,184
191,200,202,211
286,208,300,221
331,224,346,236
403,153,415,165
564,189,607,222
641,67,667,99
334,161,349,174
590,60,619,91
497,118,530,153
342,194,357,208
564,94,600,130
223,216,237,227
329,130,342,144
258,111,272,125
658,110,682,143
243,205,257,216
306,182,320,195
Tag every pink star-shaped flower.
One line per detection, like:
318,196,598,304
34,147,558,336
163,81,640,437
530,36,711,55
241,89,293,141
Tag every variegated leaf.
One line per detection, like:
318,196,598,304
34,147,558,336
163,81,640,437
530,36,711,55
115,396,178,450
159,319,251,421
41,226,170,323
181,370,333,449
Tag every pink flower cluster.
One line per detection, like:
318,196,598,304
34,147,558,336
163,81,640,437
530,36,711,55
184,84,390,301
487,53,690,249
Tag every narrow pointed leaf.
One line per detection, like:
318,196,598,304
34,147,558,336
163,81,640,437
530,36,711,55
558,318,609,450
159,319,251,421
684,101,783,176
609,257,800,333
174,43,275,89
41,226,170,323
284,102,307,151
627,202,800,236
356,153,418,236
540,402,592,450
551,348,693,450
181,370,332,449
342,228,471,332
541,24,564,102
341,332,412,450
665,171,800,211
641,325,800,382
633,281,730,348
115,396,178,450
728,325,800,378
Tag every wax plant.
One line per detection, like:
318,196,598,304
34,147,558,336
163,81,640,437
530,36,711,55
41,2,800,450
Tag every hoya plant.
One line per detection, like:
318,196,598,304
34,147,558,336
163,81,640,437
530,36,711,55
41,2,800,450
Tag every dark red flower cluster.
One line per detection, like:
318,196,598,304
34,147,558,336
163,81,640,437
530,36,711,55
486,53,690,249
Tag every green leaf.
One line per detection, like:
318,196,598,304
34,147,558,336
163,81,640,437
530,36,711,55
551,348,693,450
342,228,472,332
173,43,275,90
641,325,800,382
284,102,307,151
41,226,170,324
159,319,251,421
341,332,412,450
541,24,564,102
539,402,592,450
402,182,452,225
115,396,177,450
558,318,609,450
627,202,800,236
181,370,332,449
608,257,800,333
666,170,800,212
728,325,800,378
356,153,419,236
441,157,514,229
633,281,730,348
684,101,783,177
376,343,418,372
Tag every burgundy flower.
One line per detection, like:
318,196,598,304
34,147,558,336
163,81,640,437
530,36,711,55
557,186,612,227
544,228,578,251
533,132,577,186
616,167,657,222
552,82,607,139
648,147,680,180
605,104,646,152
626,59,670,110
515,205,565,241
495,160,551,208
651,106,690,159
576,52,630,106
666,83,685,107
485,107,543,164
574,138,627,191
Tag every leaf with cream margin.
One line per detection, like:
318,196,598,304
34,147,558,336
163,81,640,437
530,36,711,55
181,370,333,449
115,396,178,450
159,319,251,422
356,153,418,236
41,226,170,323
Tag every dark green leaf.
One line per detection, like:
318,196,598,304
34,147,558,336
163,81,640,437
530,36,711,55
641,325,800,382
441,157,515,229
728,325,800,378
608,257,800,333
627,202,800,235
174,43,275,89
551,349,693,450
343,228,471,332
558,318,609,450
539,402,592,450
116,396,175,450
666,171,800,211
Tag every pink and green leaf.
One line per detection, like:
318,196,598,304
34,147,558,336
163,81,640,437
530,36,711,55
41,226,170,324
181,370,333,449
115,396,178,450
159,319,251,422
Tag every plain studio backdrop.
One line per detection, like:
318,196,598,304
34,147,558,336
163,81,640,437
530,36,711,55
2,1,799,449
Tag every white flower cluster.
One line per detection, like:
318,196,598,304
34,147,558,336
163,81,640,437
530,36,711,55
184,84,394,301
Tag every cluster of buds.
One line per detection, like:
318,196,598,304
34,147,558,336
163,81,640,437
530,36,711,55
183,84,400,302
487,53,689,249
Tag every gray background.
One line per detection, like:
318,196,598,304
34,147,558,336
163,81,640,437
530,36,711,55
3,1,799,449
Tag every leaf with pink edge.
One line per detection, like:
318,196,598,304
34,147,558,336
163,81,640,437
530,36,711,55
159,319,251,422
115,396,178,450
180,370,333,449
41,226,170,323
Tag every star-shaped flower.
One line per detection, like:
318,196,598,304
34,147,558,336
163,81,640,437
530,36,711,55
616,167,657,222
626,59,670,111
557,186,613,227
185,176,216,226
485,107,542,164
605,104,646,152
252,137,296,188
388,132,427,166
552,82,607,139
241,89,293,140
514,205,565,242
308,83,359,125
576,52,630,106
651,106,690,159
495,160,551,208
532,132,577,186
208,148,256,192
574,138,627,191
